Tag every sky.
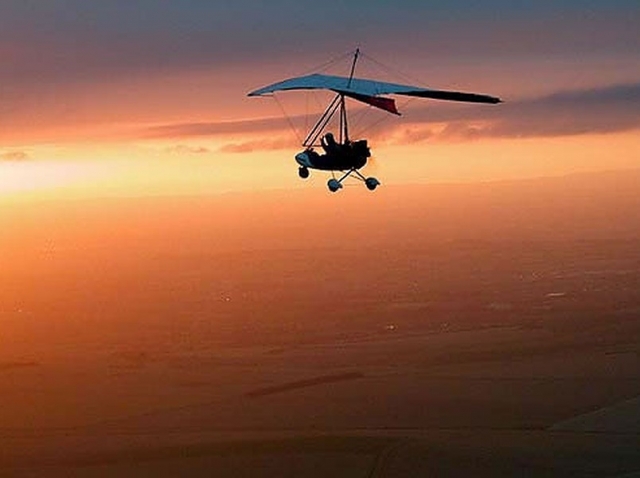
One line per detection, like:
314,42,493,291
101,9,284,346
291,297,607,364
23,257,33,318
1,0,639,198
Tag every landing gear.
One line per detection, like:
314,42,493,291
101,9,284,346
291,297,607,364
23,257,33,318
327,178,343,192
298,166,310,179
365,177,380,191
325,168,380,193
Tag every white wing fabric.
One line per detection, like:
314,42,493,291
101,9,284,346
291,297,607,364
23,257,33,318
248,73,501,115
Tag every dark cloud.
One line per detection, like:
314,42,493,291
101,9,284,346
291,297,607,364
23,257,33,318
143,82,640,146
326,82,640,143
0,2,409,84
1,2,637,146
428,82,640,140
145,117,287,139
1,2,637,86
0,151,30,161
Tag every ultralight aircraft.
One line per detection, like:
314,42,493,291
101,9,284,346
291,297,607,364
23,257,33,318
248,49,501,192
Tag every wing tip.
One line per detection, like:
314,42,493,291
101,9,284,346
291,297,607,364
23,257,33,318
247,90,269,97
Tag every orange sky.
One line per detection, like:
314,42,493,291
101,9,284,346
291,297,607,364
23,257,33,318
1,3,639,200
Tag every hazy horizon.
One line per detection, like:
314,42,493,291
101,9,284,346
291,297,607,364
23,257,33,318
3,168,639,355
1,3,639,475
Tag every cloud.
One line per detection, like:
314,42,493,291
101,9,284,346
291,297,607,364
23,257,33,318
350,82,640,143
143,82,640,146
0,151,29,161
437,123,484,141
164,144,210,155
426,82,640,140
381,126,436,145
1,2,637,147
1,2,637,89
218,138,294,154
145,117,288,139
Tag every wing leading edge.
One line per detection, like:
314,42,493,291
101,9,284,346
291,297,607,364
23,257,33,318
248,73,501,115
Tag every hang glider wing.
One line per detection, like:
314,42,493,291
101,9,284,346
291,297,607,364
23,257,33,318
248,73,502,115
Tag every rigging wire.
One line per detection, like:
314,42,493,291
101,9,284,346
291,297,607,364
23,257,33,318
350,52,423,140
264,49,427,149
359,51,425,86
299,49,357,76
273,93,302,144
267,49,359,147
355,97,417,140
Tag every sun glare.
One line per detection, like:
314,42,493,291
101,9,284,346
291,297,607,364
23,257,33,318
0,161,107,197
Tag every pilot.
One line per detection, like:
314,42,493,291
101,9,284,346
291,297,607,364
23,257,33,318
320,132,342,157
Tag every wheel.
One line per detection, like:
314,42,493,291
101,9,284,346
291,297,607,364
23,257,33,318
365,177,380,191
327,179,342,193
298,166,309,179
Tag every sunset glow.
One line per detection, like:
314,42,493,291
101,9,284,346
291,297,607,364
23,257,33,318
2,4,640,475
0,161,109,196
0,2,637,200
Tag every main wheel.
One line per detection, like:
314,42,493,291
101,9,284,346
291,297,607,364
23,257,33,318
365,177,380,191
327,179,342,193
298,166,310,179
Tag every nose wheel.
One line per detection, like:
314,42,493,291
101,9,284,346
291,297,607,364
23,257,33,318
298,166,310,179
